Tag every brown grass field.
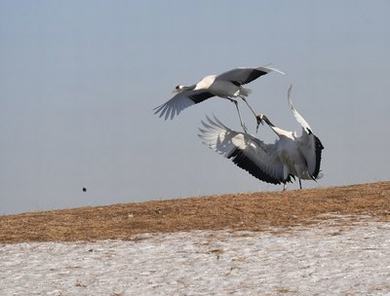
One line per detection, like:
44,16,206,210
1,181,389,244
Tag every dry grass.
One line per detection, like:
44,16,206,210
0,181,389,244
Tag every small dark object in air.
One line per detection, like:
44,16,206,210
82,187,87,192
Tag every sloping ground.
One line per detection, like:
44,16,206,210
2,222,389,295
0,181,389,243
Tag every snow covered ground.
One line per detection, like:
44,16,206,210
1,217,390,295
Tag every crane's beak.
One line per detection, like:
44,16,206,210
256,115,264,133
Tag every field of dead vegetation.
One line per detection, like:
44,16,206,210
1,182,390,295
1,181,389,243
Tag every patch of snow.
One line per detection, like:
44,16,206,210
1,219,390,295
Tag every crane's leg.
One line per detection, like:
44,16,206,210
299,179,302,189
240,97,263,133
228,98,247,133
282,183,287,191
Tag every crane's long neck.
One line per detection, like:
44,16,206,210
184,84,196,91
262,115,290,138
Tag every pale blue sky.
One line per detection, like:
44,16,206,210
1,1,389,214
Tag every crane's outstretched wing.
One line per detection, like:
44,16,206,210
298,133,324,179
154,90,214,120
198,115,293,185
216,66,285,86
288,85,324,178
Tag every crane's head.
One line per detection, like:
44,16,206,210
255,113,265,133
173,84,196,94
174,84,185,93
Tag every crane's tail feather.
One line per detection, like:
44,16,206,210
240,87,251,97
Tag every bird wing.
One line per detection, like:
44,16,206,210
287,84,312,134
287,85,324,178
216,66,285,86
298,133,324,179
198,115,291,185
154,90,214,120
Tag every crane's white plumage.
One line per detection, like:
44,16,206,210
199,85,324,189
154,65,285,122
285,84,323,178
199,115,293,186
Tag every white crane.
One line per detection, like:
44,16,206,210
198,85,324,190
154,66,285,132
